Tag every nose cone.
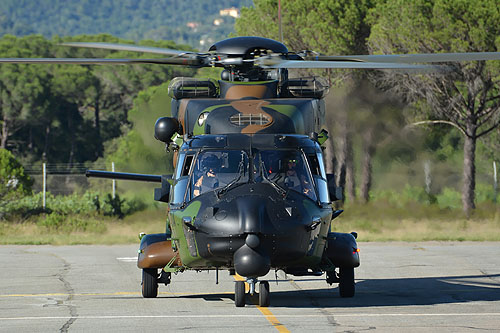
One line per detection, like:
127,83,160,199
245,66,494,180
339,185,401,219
233,244,270,277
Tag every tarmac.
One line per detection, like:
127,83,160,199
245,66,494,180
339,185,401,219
1,242,499,332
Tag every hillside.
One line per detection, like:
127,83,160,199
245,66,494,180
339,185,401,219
0,0,253,49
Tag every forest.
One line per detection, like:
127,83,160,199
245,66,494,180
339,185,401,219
0,0,251,49
1,0,500,243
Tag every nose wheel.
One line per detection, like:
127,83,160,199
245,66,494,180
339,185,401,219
259,281,270,307
235,281,246,307
234,278,270,307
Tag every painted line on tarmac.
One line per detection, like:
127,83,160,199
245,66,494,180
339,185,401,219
116,257,137,262
1,313,500,321
234,274,290,333
0,291,233,298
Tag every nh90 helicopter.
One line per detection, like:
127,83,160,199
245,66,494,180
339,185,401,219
3,36,500,307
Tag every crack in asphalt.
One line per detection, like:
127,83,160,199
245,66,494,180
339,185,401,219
21,247,78,331
28,249,78,333
57,259,77,333
479,269,500,284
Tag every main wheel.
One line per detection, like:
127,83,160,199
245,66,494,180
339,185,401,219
142,268,158,298
259,281,270,307
235,281,246,307
338,267,355,298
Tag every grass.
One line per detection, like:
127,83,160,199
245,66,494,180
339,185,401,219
332,201,500,241
1,202,499,245
0,209,166,245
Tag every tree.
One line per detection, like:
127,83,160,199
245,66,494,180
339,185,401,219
0,148,32,200
368,0,500,215
0,34,195,166
0,35,52,151
347,82,405,203
106,82,175,175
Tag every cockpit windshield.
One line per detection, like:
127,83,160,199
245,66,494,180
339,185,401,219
254,150,317,201
188,149,317,201
192,150,249,197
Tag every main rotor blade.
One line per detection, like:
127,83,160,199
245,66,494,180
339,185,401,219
314,52,500,63
0,57,206,66
61,42,194,57
261,59,443,71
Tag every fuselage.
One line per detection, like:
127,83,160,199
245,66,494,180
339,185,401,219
167,133,333,277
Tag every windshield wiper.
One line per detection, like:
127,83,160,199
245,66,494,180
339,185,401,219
259,160,287,197
216,160,245,198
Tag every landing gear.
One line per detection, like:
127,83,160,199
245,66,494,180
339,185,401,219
142,268,158,298
235,281,246,307
326,270,339,285
234,278,270,307
259,281,270,307
338,267,355,298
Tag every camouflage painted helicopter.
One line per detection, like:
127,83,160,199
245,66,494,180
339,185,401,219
2,36,500,307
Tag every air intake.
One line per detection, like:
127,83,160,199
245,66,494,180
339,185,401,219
229,113,272,126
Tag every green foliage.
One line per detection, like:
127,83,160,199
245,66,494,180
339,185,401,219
0,148,33,200
371,184,434,206
0,191,146,222
36,213,106,233
101,193,147,219
0,0,251,49
0,34,193,165
105,82,174,174
236,0,373,56
435,187,462,210
368,0,500,213
369,183,498,210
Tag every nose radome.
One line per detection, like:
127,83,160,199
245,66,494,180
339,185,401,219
233,244,270,277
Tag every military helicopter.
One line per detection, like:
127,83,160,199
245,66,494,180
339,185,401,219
2,36,500,307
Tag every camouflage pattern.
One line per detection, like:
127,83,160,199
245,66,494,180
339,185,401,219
171,80,326,138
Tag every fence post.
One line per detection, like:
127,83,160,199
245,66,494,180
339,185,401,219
424,160,431,195
42,163,46,209
494,161,498,203
112,162,116,199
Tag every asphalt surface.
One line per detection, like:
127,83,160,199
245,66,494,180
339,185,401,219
0,242,499,332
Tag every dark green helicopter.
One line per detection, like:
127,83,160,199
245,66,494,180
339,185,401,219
3,36,500,307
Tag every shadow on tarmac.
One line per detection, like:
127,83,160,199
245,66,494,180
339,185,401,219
145,273,500,308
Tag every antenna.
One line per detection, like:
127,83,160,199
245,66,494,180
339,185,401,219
278,0,283,43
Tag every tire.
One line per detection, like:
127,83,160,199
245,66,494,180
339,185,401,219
259,281,270,307
142,268,158,298
235,281,246,307
339,267,355,298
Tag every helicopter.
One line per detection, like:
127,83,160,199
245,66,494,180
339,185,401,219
2,36,500,307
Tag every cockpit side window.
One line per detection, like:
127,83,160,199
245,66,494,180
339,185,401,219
171,154,195,205
313,151,330,204
307,154,321,176
182,155,194,176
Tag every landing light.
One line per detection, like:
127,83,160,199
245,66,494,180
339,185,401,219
353,248,360,254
